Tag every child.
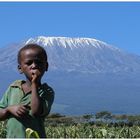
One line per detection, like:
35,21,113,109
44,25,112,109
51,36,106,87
0,44,54,138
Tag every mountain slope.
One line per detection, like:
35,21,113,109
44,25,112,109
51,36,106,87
1,36,140,73
25,36,140,73
1,36,140,115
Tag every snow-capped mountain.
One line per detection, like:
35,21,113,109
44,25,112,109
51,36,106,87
1,36,140,73
25,36,140,73
1,36,140,115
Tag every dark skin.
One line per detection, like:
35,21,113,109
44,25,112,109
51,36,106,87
0,48,48,120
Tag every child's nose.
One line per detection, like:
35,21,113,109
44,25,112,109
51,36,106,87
31,62,38,69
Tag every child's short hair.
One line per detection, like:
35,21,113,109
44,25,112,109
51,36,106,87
18,44,47,64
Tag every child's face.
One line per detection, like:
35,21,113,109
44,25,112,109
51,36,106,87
18,48,48,82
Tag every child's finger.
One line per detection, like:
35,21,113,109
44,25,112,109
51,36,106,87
22,106,30,111
23,104,31,110
19,106,30,114
16,110,24,116
16,110,29,118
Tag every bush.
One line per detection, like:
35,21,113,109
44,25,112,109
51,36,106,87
0,121,6,138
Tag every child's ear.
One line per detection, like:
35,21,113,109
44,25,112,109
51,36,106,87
18,65,23,74
45,62,49,71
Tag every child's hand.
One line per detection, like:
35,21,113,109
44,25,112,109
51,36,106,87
7,104,29,118
31,70,41,84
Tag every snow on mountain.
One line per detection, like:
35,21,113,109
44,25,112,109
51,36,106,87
26,36,118,50
25,36,140,73
1,36,140,73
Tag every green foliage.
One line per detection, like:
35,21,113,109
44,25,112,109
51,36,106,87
95,111,112,119
1,112,140,138
44,112,140,138
45,124,140,138
45,116,76,127
83,114,93,120
0,121,6,138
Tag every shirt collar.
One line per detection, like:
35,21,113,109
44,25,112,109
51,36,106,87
10,80,47,91
10,80,25,89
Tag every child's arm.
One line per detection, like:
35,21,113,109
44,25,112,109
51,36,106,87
31,83,41,116
31,70,54,117
0,108,9,120
0,105,29,120
7,105,29,118
30,70,42,116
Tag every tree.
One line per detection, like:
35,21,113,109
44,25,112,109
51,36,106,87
95,111,112,120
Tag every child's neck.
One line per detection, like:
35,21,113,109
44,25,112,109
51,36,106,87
26,79,41,87
22,80,41,94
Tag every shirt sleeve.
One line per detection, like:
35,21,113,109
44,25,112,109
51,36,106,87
39,85,55,117
0,87,10,109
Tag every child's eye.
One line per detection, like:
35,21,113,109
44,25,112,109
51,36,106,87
35,60,44,65
25,61,33,65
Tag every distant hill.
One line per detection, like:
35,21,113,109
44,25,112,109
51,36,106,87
1,36,140,115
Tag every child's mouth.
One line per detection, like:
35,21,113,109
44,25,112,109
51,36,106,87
31,69,38,74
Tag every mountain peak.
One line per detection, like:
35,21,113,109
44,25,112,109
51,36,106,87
25,36,120,51
23,36,140,73
0,36,140,73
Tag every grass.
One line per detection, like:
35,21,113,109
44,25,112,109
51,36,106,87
1,112,140,138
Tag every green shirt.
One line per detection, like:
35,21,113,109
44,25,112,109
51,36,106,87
0,80,54,138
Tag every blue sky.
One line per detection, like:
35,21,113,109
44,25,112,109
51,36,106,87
0,2,140,55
